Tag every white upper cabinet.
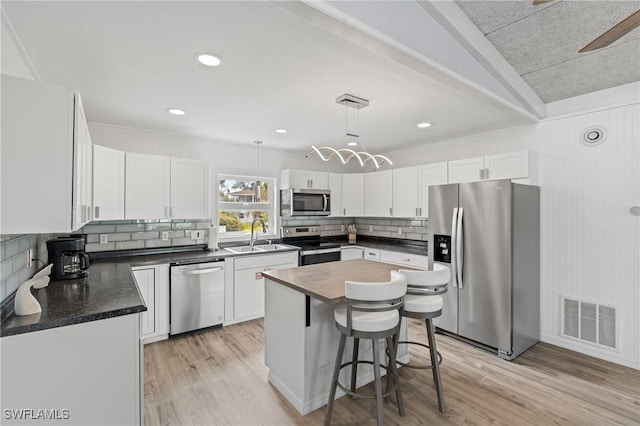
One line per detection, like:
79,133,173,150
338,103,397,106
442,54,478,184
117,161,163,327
170,157,210,219
393,166,419,218
1,75,92,233
448,156,485,183
418,162,448,218
328,173,344,217
449,152,531,184
364,170,393,217
125,153,171,220
92,145,125,221
281,169,328,190
342,173,365,216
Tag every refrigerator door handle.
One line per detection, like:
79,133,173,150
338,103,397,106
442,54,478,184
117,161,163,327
450,207,459,288
456,207,464,288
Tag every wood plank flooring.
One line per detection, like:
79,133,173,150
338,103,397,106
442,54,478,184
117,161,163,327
144,319,640,425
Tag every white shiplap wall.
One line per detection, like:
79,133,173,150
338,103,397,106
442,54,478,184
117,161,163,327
384,101,640,368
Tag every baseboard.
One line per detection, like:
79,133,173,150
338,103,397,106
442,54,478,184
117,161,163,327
541,334,639,370
141,333,168,345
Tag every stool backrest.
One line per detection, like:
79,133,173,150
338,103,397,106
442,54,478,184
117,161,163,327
343,271,407,334
398,265,449,296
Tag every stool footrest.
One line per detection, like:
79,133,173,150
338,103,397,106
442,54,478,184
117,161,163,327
335,360,400,400
390,340,443,369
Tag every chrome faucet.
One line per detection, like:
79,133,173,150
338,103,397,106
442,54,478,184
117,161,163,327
249,218,267,249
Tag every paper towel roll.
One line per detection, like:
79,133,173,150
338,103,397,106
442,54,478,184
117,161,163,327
208,226,219,250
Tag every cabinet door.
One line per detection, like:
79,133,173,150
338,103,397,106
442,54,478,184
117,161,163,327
342,173,364,216
418,162,448,218
170,157,210,219
393,167,418,217
125,153,170,219
72,94,93,231
234,261,297,320
329,173,343,216
93,145,125,220
448,156,484,184
341,247,364,260
133,268,156,337
484,151,529,181
155,264,170,336
365,170,393,217
281,169,328,189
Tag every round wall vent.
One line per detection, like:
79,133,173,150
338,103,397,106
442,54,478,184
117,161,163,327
581,126,606,146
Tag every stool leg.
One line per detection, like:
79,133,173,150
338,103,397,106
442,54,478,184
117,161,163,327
325,333,347,426
386,335,405,417
426,319,445,413
371,338,384,426
350,338,360,393
383,332,396,400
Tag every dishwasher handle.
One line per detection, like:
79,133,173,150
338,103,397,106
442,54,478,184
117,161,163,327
173,266,223,276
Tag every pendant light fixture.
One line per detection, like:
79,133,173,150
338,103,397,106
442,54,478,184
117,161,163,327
306,94,392,168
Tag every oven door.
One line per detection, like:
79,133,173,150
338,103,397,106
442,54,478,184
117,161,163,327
300,248,341,266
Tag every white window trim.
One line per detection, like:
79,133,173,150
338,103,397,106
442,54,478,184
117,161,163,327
217,174,279,243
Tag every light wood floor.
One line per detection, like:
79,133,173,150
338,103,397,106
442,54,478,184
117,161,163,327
144,319,640,425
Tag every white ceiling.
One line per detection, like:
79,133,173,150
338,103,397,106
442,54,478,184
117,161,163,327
1,1,539,153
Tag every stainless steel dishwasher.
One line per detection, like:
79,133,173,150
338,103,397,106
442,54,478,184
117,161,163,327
170,261,225,335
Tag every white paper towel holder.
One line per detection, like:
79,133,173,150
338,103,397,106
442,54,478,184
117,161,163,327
207,225,219,251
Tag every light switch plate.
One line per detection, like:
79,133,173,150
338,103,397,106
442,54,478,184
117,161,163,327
161,231,169,241
190,230,204,240
369,225,373,232
397,227,402,234
99,234,108,244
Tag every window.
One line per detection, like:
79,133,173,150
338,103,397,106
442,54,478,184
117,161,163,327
218,175,277,238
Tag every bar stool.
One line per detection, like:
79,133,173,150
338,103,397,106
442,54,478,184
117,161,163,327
325,271,407,426
393,265,450,413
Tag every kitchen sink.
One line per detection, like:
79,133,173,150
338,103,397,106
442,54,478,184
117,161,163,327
224,246,265,254
223,244,291,254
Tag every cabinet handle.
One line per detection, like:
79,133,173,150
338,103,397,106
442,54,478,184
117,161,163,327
81,205,85,222
416,207,419,217
389,207,393,216
479,169,484,180
343,208,346,216
164,207,169,218
419,207,422,216
87,205,92,221
369,252,376,256
95,206,100,219
170,207,174,218
403,258,411,262
263,267,271,272
485,168,489,179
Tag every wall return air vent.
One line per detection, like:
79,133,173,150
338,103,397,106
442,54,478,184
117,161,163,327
562,296,618,350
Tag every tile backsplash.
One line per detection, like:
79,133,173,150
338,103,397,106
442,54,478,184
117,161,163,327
0,234,52,302
80,220,212,252
280,216,428,241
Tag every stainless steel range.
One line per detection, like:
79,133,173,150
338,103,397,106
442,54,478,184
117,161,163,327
281,226,341,266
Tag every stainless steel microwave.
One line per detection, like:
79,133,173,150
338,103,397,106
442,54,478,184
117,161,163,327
280,188,331,216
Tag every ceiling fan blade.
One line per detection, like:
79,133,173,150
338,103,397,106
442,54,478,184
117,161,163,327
532,0,554,5
579,10,640,53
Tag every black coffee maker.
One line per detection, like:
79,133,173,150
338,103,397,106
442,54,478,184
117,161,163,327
47,237,90,280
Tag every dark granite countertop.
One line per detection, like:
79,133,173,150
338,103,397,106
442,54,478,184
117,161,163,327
327,236,428,256
0,238,421,338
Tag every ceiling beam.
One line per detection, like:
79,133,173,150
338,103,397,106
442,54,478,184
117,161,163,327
417,0,546,119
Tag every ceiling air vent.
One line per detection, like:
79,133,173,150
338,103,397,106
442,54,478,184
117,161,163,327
581,126,606,146
562,296,618,350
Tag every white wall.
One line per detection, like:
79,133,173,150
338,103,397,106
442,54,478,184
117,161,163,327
383,97,640,368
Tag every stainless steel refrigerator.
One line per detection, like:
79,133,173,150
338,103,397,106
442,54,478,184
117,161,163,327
429,180,540,360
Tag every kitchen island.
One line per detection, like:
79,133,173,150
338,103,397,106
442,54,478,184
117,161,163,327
262,259,412,415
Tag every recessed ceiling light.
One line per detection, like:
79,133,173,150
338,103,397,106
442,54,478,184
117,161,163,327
417,122,432,128
275,128,288,134
196,53,222,67
167,108,185,116
347,141,358,146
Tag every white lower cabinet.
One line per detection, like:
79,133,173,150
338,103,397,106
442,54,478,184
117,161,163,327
232,252,298,323
341,246,364,260
132,263,169,343
1,315,141,426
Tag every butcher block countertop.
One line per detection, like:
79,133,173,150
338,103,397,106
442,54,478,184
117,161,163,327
261,259,416,305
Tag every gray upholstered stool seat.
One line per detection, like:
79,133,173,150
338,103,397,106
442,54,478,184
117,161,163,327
325,271,407,426
394,265,450,414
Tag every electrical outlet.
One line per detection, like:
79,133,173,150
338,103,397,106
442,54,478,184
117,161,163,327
190,230,203,240
99,234,108,244
161,231,169,241
340,224,345,232
27,249,33,268
397,227,402,234
369,225,373,232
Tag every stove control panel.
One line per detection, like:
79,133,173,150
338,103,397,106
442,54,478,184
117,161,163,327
281,226,320,237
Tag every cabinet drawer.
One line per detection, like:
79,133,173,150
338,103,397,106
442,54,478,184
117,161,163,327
364,248,381,261
234,252,298,270
380,250,427,269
